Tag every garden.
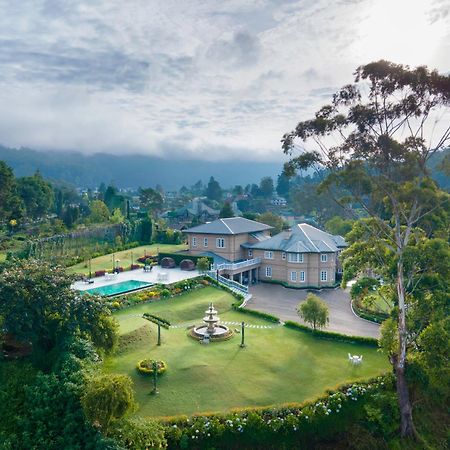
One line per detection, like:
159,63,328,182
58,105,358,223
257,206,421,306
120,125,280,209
103,284,389,418
67,243,187,275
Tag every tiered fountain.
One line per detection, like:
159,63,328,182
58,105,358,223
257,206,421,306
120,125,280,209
190,303,233,341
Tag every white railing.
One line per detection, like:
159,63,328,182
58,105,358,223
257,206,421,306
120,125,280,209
212,257,261,272
206,271,249,294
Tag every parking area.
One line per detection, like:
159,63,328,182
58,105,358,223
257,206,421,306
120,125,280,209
247,283,380,338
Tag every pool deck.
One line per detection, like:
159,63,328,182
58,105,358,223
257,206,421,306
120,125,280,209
72,265,200,292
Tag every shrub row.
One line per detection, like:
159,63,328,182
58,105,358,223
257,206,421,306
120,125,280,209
284,321,378,347
352,301,389,324
261,279,340,290
162,375,392,449
157,252,213,267
233,307,280,323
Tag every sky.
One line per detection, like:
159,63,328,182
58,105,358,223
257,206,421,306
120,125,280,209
0,0,449,161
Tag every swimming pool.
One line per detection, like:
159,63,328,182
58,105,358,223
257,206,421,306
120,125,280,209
82,280,153,297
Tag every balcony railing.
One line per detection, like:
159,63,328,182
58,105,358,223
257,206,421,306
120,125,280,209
207,271,249,294
212,257,261,272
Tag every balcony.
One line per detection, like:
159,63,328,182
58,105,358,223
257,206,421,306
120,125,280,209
212,257,261,272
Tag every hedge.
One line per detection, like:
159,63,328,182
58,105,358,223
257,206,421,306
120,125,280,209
261,279,340,290
232,307,280,323
162,375,392,449
352,301,389,324
157,252,213,267
284,321,378,347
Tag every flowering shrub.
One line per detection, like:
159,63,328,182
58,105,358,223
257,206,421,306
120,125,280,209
94,270,106,277
163,375,392,449
137,359,167,375
130,264,141,270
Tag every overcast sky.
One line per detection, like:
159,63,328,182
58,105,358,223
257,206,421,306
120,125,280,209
0,0,449,161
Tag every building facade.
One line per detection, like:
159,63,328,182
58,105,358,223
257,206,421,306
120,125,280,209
184,218,346,288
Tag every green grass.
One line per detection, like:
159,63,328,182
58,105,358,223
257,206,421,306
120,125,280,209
104,287,389,418
67,243,187,275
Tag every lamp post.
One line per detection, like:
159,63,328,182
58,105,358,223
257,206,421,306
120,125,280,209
151,360,159,395
112,252,115,272
157,323,161,346
240,321,245,348
88,257,92,279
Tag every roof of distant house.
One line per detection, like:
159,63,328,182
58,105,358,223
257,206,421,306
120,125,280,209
184,217,273,235
247,223,347,253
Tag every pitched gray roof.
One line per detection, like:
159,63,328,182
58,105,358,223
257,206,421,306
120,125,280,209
248,223,347,253
184,217,273,235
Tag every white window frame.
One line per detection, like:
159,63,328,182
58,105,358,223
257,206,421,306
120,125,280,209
290,271,297,282
321,253,328,262
248,249,253,258
192,237,197,247
300,271,306,282
282,252,286,260
216,238,225,248
264,251,273,260
203,237,208,247
320,270,327,282
288,253,303,263
265,266,272,277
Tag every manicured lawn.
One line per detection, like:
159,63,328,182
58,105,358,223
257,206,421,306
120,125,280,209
67,243,188,275
104,287,389,418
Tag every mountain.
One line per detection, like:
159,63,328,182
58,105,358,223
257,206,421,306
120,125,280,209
0,146,283,189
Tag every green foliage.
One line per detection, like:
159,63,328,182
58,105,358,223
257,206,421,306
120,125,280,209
108,417,167,450
158,252,213,267
163,376,390,449
219,202,234,218
0,160,24,223
17,170,54,219
0,260,119,366
110,208,125,224
196,257,210,273
259,176,274,198
325,216,354,237
232,307,280,323
284,320,378,346
298,293,329,330
89,200,110,223
82,374,136,433
139,188,164,217
256,211,285,234
205,176,222,201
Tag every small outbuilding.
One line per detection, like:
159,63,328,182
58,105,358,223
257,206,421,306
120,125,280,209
160,257,176,269
180,259,196,271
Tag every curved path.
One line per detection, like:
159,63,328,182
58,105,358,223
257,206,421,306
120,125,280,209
246,284,380,338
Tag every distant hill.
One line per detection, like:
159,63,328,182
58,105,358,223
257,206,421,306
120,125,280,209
0,146,283,189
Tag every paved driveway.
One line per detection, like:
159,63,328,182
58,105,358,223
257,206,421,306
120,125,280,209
247,284,380,338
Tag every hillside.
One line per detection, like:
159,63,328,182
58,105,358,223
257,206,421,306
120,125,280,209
0,145,283,189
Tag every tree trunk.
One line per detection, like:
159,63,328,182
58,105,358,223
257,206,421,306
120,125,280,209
396,258,416,438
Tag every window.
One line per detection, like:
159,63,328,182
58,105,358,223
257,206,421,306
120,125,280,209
321,254,328,262
204,237,208,247
265,266,272,277
288,253,303,263
192,237,197,247
282,252,286,260
300,271,306,282
216,238,225,248
290,271,297,282
248,249,253,258
320,270,328,281
264,251,273,259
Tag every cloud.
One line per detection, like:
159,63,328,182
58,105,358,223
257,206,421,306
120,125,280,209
0,0,448,161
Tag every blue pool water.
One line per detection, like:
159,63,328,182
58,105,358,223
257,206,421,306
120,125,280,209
82,280,152,297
